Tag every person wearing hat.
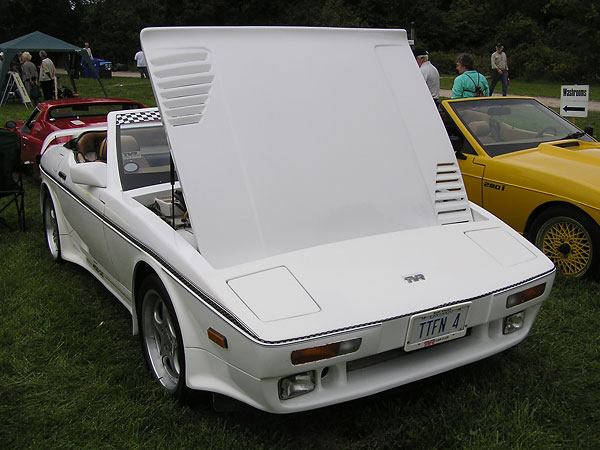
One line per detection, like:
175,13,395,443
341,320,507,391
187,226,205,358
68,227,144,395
490,43,509,96
413,46,440,103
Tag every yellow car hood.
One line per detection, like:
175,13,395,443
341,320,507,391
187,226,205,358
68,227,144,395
494,140,600,204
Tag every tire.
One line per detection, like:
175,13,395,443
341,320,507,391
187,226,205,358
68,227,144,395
139,275,189,400
43,194,62,262
530,207,600,278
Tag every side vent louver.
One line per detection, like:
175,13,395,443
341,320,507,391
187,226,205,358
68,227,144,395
435,162,471,225
149,50,214,127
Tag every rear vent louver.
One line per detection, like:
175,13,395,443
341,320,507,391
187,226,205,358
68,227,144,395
149,50,214,127
435,162,471,225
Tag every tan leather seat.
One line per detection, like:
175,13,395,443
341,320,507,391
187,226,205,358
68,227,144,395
97,139,107,162
469,121,494,144
76,132,107,162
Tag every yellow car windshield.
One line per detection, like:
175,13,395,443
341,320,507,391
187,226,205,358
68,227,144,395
448,98,594,157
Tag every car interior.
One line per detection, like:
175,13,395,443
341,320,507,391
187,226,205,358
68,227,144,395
73,131,107,163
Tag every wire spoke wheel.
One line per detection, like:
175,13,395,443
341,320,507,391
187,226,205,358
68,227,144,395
535,214,593,277
141,283,182,393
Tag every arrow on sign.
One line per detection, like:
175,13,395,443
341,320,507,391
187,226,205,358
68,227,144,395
563,105,586,112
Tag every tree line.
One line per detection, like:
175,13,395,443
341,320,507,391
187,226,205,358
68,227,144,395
1,0,599,81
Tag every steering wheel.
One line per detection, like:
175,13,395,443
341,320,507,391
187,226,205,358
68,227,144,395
537,126,557,138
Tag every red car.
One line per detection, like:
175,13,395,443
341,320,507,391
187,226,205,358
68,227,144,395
4,98,146,164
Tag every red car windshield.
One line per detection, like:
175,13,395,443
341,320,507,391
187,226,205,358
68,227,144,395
49,103,143,120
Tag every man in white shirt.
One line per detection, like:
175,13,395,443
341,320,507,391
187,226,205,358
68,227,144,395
134,50,148,79
39,50,56,100
413,47,440,104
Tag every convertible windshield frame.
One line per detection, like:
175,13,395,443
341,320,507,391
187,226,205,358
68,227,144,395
447,98,595,157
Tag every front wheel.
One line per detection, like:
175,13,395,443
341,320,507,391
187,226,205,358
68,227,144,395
139,275,188,400
43,194,62,262
531,207,599,278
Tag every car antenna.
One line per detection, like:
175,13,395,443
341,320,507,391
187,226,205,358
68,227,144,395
170,154,175,228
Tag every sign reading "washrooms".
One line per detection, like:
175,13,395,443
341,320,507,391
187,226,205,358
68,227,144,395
560,85,589,118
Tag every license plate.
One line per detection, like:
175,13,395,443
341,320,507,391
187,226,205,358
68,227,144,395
404,302,471,352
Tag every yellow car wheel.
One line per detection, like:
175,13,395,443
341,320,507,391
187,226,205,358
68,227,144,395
532,207,599,278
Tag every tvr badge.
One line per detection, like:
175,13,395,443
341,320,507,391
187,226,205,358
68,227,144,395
404,273,426,284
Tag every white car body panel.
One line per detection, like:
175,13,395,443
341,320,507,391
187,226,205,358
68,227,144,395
141,27,467,269
39,27,555,413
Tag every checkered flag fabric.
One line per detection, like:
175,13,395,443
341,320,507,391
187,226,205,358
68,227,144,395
115,109,162,126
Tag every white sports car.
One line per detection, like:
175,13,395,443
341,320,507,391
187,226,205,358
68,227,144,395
39,27,555,413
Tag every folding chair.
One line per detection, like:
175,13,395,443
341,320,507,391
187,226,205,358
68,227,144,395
0,129,26,231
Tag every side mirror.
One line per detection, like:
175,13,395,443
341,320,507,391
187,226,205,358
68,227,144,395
70,162,107,188
584,125,594,137
449,135,466,159
4,120,17,129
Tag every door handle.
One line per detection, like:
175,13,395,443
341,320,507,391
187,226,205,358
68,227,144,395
58,171,67,180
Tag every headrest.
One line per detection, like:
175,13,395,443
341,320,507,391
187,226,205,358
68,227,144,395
469,121,490,136
120,135,139,155
76,132,106,154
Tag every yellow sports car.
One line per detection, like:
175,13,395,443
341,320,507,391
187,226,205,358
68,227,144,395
441,97,600,278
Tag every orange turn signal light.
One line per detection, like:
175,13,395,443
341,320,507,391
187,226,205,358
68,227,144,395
506,283,546,308
291,338,361,365
208,328,228,349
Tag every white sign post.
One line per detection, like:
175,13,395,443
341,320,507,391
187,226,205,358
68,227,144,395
560,85,589,118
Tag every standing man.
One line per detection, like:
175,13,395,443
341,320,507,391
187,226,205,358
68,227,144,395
20,52,39,104
489,43,508,96
39,50,56,100
413,47,440,103
134,49,148,79
84,42,93,59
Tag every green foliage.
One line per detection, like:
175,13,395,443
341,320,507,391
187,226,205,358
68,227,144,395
2,0,600,82
430,51,457,75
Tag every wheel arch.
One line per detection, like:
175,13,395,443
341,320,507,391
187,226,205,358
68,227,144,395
132,260,157,335
523,201,597,240
40,179,71,226
132,260,185,335
40,182,51,214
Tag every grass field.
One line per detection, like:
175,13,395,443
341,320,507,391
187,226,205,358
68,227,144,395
440,76,600,101
1,78,599,449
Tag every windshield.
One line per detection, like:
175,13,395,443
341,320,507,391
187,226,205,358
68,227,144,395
448,98,595,157
117,123,176,191
49,103,143,120
22,108,41,134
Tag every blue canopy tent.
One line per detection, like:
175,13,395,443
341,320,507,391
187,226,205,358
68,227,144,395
0,31,107,102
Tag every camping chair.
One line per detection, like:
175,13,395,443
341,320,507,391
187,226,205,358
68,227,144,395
0,129,26,231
